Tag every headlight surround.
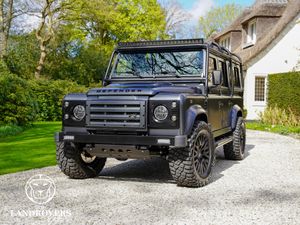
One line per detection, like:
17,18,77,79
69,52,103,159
73,105,86,121
153,105,168,121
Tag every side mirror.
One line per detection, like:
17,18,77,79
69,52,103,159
212,70,222,86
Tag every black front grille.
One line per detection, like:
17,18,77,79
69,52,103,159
87,100,146,129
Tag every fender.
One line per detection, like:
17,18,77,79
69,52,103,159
184,105,208,135
230,105,243,130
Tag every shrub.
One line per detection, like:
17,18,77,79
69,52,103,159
29,79,88,121
259,105,300,127
0,124,25,137
0,73,37,125
268,72,300,116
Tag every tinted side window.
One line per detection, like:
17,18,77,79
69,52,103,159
234,66,241,88
218,61,229,87
208,57,217,85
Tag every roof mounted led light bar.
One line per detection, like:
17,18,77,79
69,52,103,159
118,39,205,48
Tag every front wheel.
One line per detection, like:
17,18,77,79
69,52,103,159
56,142,106,179
168,121,215,187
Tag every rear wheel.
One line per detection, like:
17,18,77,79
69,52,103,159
56,142,106,179
168,121,215,187
224,117,246,160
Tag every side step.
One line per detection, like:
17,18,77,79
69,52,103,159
215,136,233,148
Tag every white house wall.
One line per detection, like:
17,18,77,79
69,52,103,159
244,13,300,120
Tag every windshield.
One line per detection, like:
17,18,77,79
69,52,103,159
110,50,204,79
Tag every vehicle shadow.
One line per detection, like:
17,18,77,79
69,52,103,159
98,144,255,185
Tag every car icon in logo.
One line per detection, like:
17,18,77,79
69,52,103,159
25,174,56,204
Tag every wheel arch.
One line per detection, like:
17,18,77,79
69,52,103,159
184,105,208,135
230,105,243,130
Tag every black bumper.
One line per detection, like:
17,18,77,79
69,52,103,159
55,132,187,148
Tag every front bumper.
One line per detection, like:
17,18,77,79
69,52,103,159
55,132,187,148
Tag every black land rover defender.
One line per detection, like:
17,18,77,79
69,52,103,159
55,39,246,187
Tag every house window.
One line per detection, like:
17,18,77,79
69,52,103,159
220,36,231,51
254,77,266,101
247,20,256,44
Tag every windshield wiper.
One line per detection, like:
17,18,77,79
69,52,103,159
117,71,144,79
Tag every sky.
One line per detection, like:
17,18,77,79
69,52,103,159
177,0,255,22
169,0,255,38
178,0,254,10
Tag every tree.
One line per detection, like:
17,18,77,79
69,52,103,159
34,0,56,79
0,0,14,60
160,0,189,38
63,0,167,44
198,4,243,39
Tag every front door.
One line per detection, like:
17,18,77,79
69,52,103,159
218,59,231,128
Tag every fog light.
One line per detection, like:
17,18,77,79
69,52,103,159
157,139,171,145
64,114,69,120
171,115,177,121
64,135,74,140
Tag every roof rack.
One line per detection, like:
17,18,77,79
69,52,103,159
209,41,241,61
118,39,205,48
116,39,242,62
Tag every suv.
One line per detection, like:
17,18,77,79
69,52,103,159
55,39,246,187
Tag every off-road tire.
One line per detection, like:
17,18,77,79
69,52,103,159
168,121,215,187
56,142,106,179
224,117,246,160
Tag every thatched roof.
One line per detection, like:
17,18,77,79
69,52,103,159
240,0,300,65
241,3,287,24
213,0,300,66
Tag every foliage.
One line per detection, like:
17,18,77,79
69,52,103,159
0,66,88,125
29,79,88,121
5,33,39,79
259,105,300,127
0,124,24,137
44,29,110,85
0,122,61,175
0,72,37,125
198,3,243,38
64,0,166,43
5,0,167,85
268,72,300,117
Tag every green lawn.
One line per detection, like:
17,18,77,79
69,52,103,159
247,121,300,137
0,122,61,175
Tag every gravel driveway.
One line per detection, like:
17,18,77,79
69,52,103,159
0,130,300,225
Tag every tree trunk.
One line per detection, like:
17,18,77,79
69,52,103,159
0,0,5,60
35,44,47,79
34,0,54,79
0,0,14,61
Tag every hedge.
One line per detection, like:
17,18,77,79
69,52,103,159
29,79,87,121
0,68,89,125
268,71,300,116
0,72,37,125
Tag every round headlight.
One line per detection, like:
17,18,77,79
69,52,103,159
73,105,85,121
154,105,168,121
